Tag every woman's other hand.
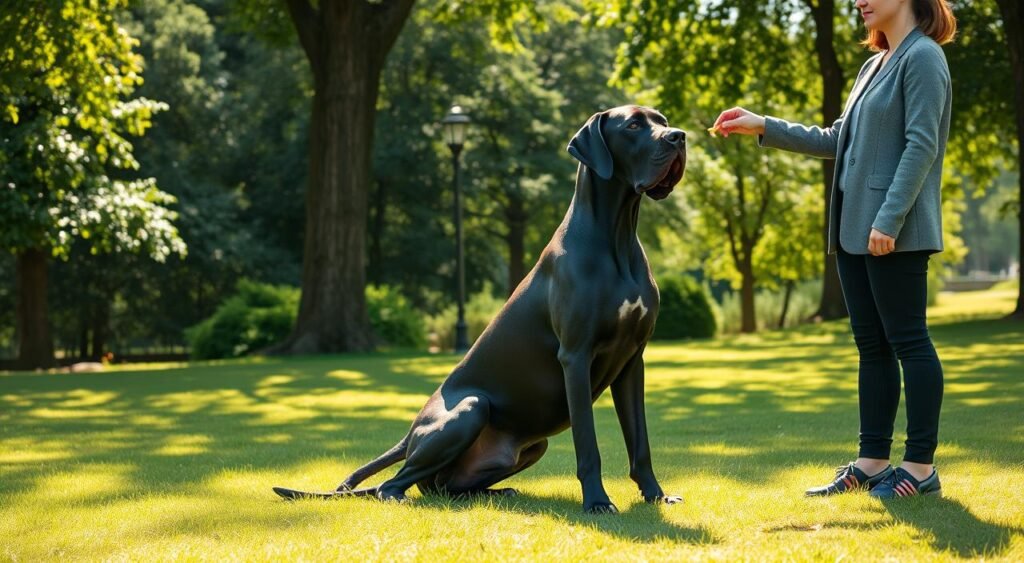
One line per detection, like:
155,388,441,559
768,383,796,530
868,228,896,256
712,107,766,137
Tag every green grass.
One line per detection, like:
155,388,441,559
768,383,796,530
2,289,1022,561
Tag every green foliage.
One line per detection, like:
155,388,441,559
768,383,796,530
366,285,427,349
185,280,300,359
651,275,716,340
426,283,506,351
0,0,185,261
187,281,427,359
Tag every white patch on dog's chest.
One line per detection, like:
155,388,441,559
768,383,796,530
618,296,648,321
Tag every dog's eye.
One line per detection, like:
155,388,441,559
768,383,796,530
626,121,641,130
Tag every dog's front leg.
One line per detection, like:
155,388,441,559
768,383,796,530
611,349,682,505
559,347,617,514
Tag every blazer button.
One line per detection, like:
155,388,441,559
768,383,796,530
850,158,856,165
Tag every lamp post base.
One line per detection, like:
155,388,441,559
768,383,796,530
454,319,469,353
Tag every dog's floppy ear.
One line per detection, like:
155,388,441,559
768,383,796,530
567,112,613,180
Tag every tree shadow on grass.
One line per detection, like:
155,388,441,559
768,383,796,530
366,490,719,545
880,496,1023,558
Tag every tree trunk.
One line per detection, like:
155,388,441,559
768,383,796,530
739,253,757,333
15,248,54,369
778,279,795,329
809,0,849,321
276,0,416,353
505,192,528,296
996,0,1024,319
90,301,108,361
78,318,89,359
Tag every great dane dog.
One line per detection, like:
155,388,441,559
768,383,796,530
273,105,686,513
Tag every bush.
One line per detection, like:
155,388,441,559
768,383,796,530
187,281,428,359
366,284,427,348
652,275,717,340
186,280,300,360
426,282,505,351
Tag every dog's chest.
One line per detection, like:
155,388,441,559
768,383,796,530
605,284,658,343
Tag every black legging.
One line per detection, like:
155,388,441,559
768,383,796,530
835,246,944,464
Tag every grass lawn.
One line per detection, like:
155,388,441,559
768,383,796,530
2,289,1022,561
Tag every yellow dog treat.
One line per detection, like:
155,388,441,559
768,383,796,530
707,126,720,137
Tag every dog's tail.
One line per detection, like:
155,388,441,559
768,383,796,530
336,434,410,492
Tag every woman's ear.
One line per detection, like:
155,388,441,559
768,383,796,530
567,112,613,180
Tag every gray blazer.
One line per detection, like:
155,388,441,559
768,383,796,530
758,28,951,255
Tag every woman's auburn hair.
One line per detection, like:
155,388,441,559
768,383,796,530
862,0,958,51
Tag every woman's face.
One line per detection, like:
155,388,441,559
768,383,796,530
855,0,909,31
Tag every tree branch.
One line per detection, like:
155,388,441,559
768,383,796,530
371,0,417,66
284,0,320,60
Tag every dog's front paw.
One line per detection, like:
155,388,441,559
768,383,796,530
584,501,619,514
376,489,408,503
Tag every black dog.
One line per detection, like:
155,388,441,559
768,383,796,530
274,105,686,513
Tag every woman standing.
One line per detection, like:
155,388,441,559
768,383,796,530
712,0,956,498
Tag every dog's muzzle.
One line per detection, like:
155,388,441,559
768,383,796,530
640,151,686,200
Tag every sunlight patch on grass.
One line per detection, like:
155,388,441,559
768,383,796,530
252,433,292,444
55,389,120,408
691,392,745,406
130,413,176,428
325,369,369,385
31,463,132,503
27,406,122,419
154,434,213,456
688,442,758,457
0,439,73,464
255,374,297,388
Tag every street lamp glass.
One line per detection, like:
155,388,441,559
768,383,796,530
441,104,470,148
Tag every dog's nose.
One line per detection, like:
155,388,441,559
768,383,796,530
665,129,685,146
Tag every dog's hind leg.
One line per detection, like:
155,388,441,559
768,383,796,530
374,394,490,502
337,434,410,491
441,438,550,497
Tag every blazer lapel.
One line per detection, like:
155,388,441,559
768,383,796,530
858,27,925,101
843,54,884,117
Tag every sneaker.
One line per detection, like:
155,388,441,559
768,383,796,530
805,462,894,497
869,467,942,498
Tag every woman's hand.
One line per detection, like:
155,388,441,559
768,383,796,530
868,228,896,256
712,107,766,137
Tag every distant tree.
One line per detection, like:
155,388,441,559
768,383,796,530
0,0,185,369
993,0,1023,317
597,0,823,332
596,0,871,322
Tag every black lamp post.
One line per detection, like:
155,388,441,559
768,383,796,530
442,104,471,353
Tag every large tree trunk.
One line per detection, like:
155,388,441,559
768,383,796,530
275,0,415,353
996,0,1024,319
369,179,386,286
505,191,528,296
809,0,849,321
15,248,54,369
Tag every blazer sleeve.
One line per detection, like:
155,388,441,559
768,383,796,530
871,45,950,238
756,115,844,159
755,55,878,159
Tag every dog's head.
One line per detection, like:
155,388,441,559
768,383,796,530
567,105,686,200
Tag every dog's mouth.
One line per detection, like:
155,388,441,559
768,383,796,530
640,152,686,200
